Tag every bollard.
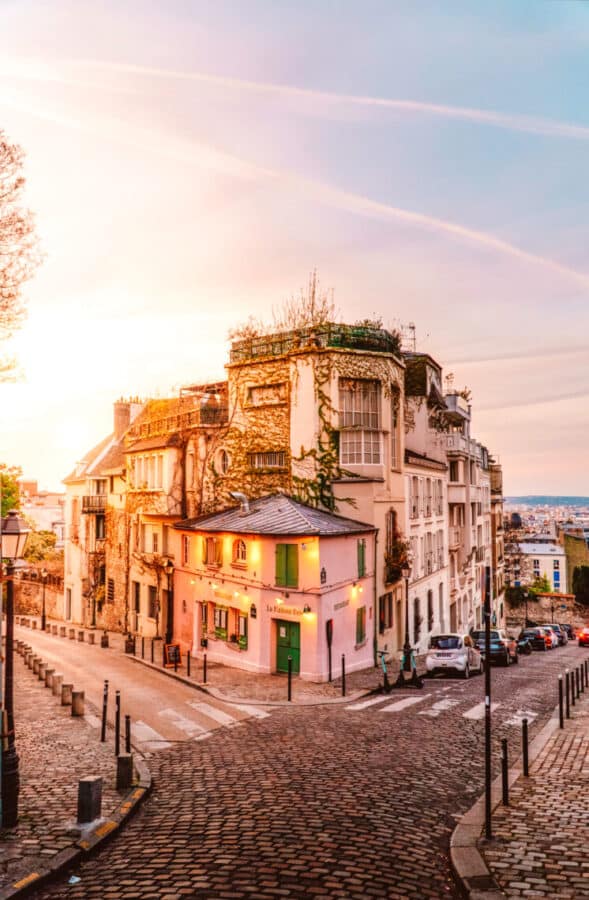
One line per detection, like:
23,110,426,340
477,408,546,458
501,738,509,805
61,683,73,706
52,624,58,635
116,754,133,790
571,668,576,707
77,776,102,824
59,625,66,637
581,665,585,694
141,636,145,660
203,653,207,684
69,628,75,640
115,690,121,756
77,630,84,642
32,620,37,629
522,718,529,776
52,673,63,697
287,655,292,702
38,662,47,681
151,639,154,664
88,632,95,645
33,656,40,675
566,670,571,718
72,690,85,716
585,660,588,685
45,668,55,689
101,680,109,742
187,650,191,677
341,654,346,697
174,652,178,674
125,714,131,754
559,675,564,729
576,667,581,699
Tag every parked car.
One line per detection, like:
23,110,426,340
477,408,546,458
425,633,483,679
540,626,558,649
519,627,550,651
516,635,533,655
578,626,589,647
560,623,575,641
545,623,567,646
470,629,519,666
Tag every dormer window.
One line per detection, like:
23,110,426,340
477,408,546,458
232,539,247,565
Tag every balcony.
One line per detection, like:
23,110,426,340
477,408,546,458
449,526,463,550
475,547,486,563
230,323,401,364
448,484,467,504
82,495,106,514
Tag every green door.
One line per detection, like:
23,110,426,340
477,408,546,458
276,620,300,674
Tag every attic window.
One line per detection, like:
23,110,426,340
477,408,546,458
247,383,287,406
248,451,286,469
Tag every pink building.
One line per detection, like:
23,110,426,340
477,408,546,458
171,493,376,682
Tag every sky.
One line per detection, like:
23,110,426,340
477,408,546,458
1,0,588,495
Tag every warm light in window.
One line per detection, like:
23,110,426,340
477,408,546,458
250,542,261,564
233,590,240,598
275,597,284,605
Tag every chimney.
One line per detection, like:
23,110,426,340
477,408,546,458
114,399,131,440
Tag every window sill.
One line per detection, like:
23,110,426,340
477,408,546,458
355,639,368,651
231,562,247,570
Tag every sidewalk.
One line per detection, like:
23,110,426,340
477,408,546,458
452,687,589,899
0,646,150,899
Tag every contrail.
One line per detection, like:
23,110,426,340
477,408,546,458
2,89,588,290
60,57,589,142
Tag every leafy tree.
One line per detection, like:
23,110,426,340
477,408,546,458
528,575,552,595
573,566,589,607
23,529,57,562
505,585,532,607
0,130,40,378
0,463,21,516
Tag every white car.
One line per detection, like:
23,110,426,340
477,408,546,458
425,633,483,679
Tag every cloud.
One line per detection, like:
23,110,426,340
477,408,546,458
58,57,589,142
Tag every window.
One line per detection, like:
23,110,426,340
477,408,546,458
553,560,560,570
449,461,459,482
391,387,400,470
95,514,105,541
411,476,419,519
339,378,382,465
217,449,230,474
186,451,195,488
435,480,444,516
248,383,286,405
232,539,247,565
379,593,393,633
356,606,366,645
148,586,158,619
238,614,248,649
152,532,159,554
438,583,444,632
107,578,115,603
385,509,398,555
425,479,432,518
181,535,190,566
427,589,434,631
413,598,421,643
214,606,228,640
357,539,366,578
275,543,298,588
132,581,140,613
248,451,286,469
203,537,222,567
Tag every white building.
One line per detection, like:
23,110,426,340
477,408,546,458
517,542,566,594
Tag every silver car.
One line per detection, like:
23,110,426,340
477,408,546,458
425,633,483,679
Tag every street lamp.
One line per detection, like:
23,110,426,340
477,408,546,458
395,559,418,687
1,509,31,828
522,587,529,628
164,559,174,645
40,567,48,631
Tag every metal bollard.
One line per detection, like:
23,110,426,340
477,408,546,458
174,652,178,674
45,668,55,689
115,690,121,756
287,656,292,702
571,668,576,707
101,680,109,742
341,654,346,697
581,665,585,694
187,650,191,677
203,653,207,684
141,636,145,660
52,673,63,697
576,667,581,699
125,714,131,754
72,690,85,716
559,675,564,729
522,718,529,776
61,683,73,706
151,639,154,664
501,738,509,805
566,670,571,719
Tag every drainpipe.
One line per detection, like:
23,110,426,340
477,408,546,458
373,529,379,666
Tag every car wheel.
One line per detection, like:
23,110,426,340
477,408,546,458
463,663,470,679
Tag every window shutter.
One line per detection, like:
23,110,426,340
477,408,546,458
357,539,366,578
215,538,223,566
286,545,298,587
275,544,286,586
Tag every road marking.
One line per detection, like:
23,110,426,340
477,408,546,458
418,698,461,718
186,701,239,726
230,703,271,719
84,714,102,729
463,701,500,720
132,721,172,751
346,696,392,711
159,708,206,737
504,709,538,727
380,695,427,713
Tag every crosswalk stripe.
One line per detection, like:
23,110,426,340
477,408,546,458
418,698,461,717
346,695,391,711
230,704,271,719
380,695,427,713
186,700,239,726
159,708,206,736
504,709,538,727
463,701,500,720
132,721,172,750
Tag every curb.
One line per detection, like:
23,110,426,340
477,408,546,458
0,757,152,900
450,702,575,899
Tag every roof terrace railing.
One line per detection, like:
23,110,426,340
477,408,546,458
229,323,401,363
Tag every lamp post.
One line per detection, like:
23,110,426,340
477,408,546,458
40,567,48,631
164,559,174,645
522,587,529,628
1,509,31,828
395,560,413,686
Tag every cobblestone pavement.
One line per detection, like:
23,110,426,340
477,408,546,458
0,655,122,890
32,643,589,899
482,689,589,898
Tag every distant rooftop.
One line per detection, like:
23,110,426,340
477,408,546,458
229,323,401,364
519,542,565,555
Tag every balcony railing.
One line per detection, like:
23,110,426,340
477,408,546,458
449,526,463,549
82,495,106,514
230,323,401,364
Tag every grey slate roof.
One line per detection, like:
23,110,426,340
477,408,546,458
174,493,375,537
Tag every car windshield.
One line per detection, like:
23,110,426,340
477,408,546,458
471,630,501,641
430,635,461,650
521,630,539,638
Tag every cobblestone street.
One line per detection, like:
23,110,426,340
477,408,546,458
30,643,587,899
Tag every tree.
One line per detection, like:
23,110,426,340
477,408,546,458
0,463,21,516
1,130,40,378
573,566,589,607
23,529,58,563
528,574,552,595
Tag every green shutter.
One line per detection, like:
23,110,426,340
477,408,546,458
275,544,286,586
286,545,298,587
356,606,366,644
357,539,366,578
